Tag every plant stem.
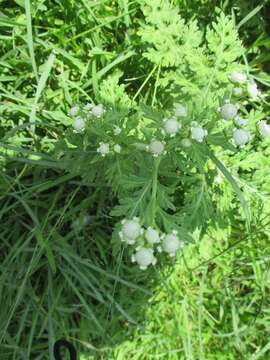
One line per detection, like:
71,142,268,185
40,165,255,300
151,157,161,226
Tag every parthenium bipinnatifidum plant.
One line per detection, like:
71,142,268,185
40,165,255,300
59,3,269,270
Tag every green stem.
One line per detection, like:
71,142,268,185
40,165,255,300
151,157,161,226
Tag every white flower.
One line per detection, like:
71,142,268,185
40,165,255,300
174,103,187,117
147,140,166,157
162,231,183,257
91,104,105,118
181,138,192,148
233,87,243,97
220,103,238,121
234,116,248,127
191,125,208,142
113,126,122,135
119,218,142,245
84,102,94,111
97,142,110,156
247,81,260,99
163,117,180,137
69,106,79,117
113,144,121,153
258,120,270,138
233,128,250,147
229,71,247,84
131,247,157,270
73,117,85,133
145,227,160,245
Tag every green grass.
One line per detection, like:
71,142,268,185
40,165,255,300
0,0,270,359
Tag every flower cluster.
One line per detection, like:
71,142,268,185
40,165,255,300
229,71,261,100
68,103,105,133
119,218,184,270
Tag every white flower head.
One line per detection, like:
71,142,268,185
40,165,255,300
131,247,157,270
97,142,110,157
191,125,208,142
181,138,192,148
119,218,142,245
220,103,238,121
247,81,261,100
113,144,121,153
233,128,250,147
233,87,243,97
258,120,270,138
113,126,122,136
84,102,94,111
147,140,166,157
174,103,187,117
234,116,248,127
145,227,160,245
162,230,183,257
229,71,247,84
163,117,180,137
91,104,105,118
73,117,85,133
69,106,79,117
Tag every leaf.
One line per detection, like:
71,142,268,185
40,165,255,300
207,149,251,228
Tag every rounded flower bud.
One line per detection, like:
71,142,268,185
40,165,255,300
145,227,160,244
119,218,142,244
113,126,122,135
174,103,187,117
91,104,105,118
191,126,208,142
181,138,192,148
97,142,110,157
247,81,260,99
163,117,180,137
162,231,183,257
113,144,121,153
258,120,270,138
132,247,156,270
229,71,247,84
233,128,250,147
69,106,79,117
220,103,238,121
73,117,85,133
233,87,243,97
148,140,165,157
84,102,94,111
233,117,248,127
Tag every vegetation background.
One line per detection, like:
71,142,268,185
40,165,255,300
0,0,270,359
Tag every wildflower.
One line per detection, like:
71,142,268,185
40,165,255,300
73,117,85,133
84,102,94,111
258,120,270,138
113,126,122,136
181,138,192,147
113,144,121,153
69,106,79,117
147,140,166,157
145,227,160,245
97,142,110,157
174,103,187,117
131,247,157,270
234,116,248,127
233,128,250,147
162,231,183,257
191,123,208,142
233,87,243,97
163,117,180,137
247,81,260,100
119,218,142,245
91,104,105,118
229,71,247,84
220,103,238,121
